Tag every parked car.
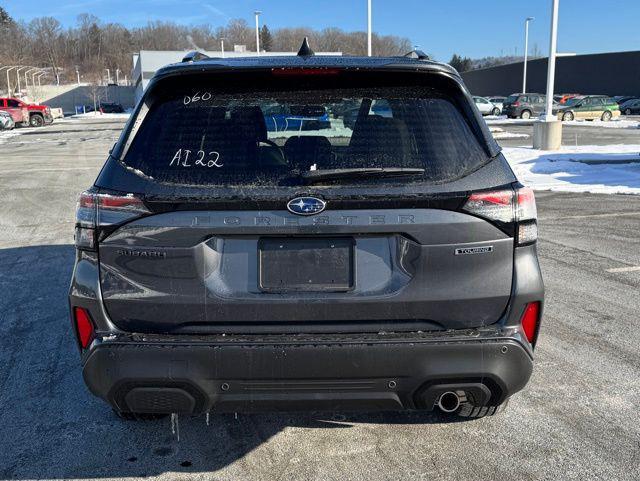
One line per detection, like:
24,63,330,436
0,110,15,130
70,48,543,420
556,93,580,104
263,103,330,132
620,98,640,115
473,96,501,116
487,96,507,112
0,97,52,127
99,102,125,114
557,95,621,122
614,96,638,106
0,98,29,126
502,93,547,119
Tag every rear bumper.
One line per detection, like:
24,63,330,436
82,328,534,414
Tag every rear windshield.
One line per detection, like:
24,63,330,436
504,95,519,104
121,73,490,187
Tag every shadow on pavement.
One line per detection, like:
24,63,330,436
0,244,468,479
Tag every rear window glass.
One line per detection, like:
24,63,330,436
121,76,490,187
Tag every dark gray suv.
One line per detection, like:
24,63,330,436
70,46,544,419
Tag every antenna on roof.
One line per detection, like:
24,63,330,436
404,49,430,61
182,51,210,63
297,37,315,57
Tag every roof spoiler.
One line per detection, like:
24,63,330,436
182,51,210,63
297,37,315,57
403,49,430,61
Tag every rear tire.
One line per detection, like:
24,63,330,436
457,400,509,418
625,108,632,115
562,111,574,122
112,409,168,421
492,107,501,116
520,110,532,120
601,110,612,122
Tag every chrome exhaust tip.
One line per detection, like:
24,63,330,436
437,391,461,413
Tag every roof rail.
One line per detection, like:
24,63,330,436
297,37,315,57
403,50,430,61
182,51,210,63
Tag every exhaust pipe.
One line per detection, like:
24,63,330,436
437,391,461,413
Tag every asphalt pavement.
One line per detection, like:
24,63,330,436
0,118,639,481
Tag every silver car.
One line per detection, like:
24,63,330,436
473,96,501,116
0,110,15,130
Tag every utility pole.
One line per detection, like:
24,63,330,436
254,11,261,54
523,17,534,93
367,0,372,56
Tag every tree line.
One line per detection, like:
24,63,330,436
0,7,412,89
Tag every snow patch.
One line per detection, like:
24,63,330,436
504,145,640,194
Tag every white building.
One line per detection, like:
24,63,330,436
132,48,342,102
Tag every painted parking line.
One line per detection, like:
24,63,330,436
606,265,640,273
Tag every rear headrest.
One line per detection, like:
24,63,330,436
284,136,332,170
230,106,268,143
349,116,412,163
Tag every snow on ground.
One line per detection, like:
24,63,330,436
486,116,640,129
504,145,640,194
489,126,529,140
68,112,132,119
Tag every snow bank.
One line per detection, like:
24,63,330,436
504,145,640,194
68,112,132,119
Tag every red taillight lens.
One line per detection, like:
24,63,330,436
73,307,95,349
462,187,538,245
513,101,520,107
520,302,541,345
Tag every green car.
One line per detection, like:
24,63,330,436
557,95,621,122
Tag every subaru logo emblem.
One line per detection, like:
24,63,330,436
287,196,326,216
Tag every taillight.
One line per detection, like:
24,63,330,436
73,307,95,349
520,302,541,345
513,101,520,107
462,187,537,245
75,191,150,250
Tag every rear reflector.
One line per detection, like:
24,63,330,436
73,307,95,349
520,302,541,345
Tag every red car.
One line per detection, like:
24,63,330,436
0,97,53,127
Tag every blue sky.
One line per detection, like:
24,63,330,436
3,0,639,61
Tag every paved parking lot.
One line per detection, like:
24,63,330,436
0,119,639,480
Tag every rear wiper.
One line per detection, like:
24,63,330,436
301,167,425,184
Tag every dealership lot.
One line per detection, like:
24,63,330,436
0,119,639,480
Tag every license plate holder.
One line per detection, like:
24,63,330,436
259,237,355,292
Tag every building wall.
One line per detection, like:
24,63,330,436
461,50,640,97
41,85,135,114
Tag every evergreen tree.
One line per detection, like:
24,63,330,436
0,6,14,26
260,24,273,52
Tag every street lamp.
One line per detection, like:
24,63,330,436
220,37,226,58
116,69,121,85
0,66,17,94
542,0,560,121
105,68,111,84
25,68,38,93
36,72,46,87
75,66,80,85
523,17,534,94
254,11,261,53
367,0,372,56
16,66,29,93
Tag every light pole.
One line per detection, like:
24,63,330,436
25,68,38,94
75,66,80,85
220,38,226,58
16,66,29,93
36,72,46,87
0,66,17,94
542,0,560,121
523,17,534,94
254,11,261,53
116,69,121,85
367,0,372,56
105,69,111,84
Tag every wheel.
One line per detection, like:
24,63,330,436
457,400,510,418
492,107,501,116
520,110,532,120
625,108,632,115
562,111,574,122
601,111,612,122
30,114,44,127
112,409,168,421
